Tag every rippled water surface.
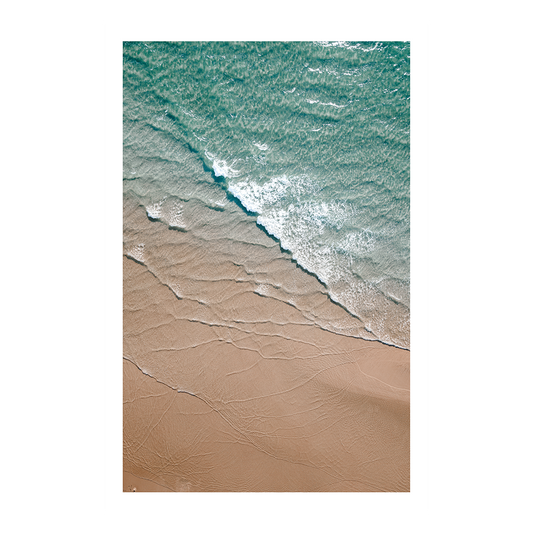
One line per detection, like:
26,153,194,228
123,41,410,348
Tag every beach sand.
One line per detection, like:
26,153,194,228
123,198,410,492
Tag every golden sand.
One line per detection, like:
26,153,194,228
123,199,409,491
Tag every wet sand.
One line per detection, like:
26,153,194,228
123,198,409,491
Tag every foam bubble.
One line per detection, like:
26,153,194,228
257,210,289,241
146,199,165,220
229,176,290,214
165,200,185,228
254,284,272,297
252,141,269,151
169,282,182,298
213,160,226,178
338,230,375,256
126,243,145,263
205,152,240,179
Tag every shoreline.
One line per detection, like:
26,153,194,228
123,237,409,491
123,194,409,491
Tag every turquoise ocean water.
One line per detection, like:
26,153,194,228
123,41,410,349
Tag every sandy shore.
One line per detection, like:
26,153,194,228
123,198,409,491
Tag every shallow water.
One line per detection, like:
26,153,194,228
123,41,410,348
